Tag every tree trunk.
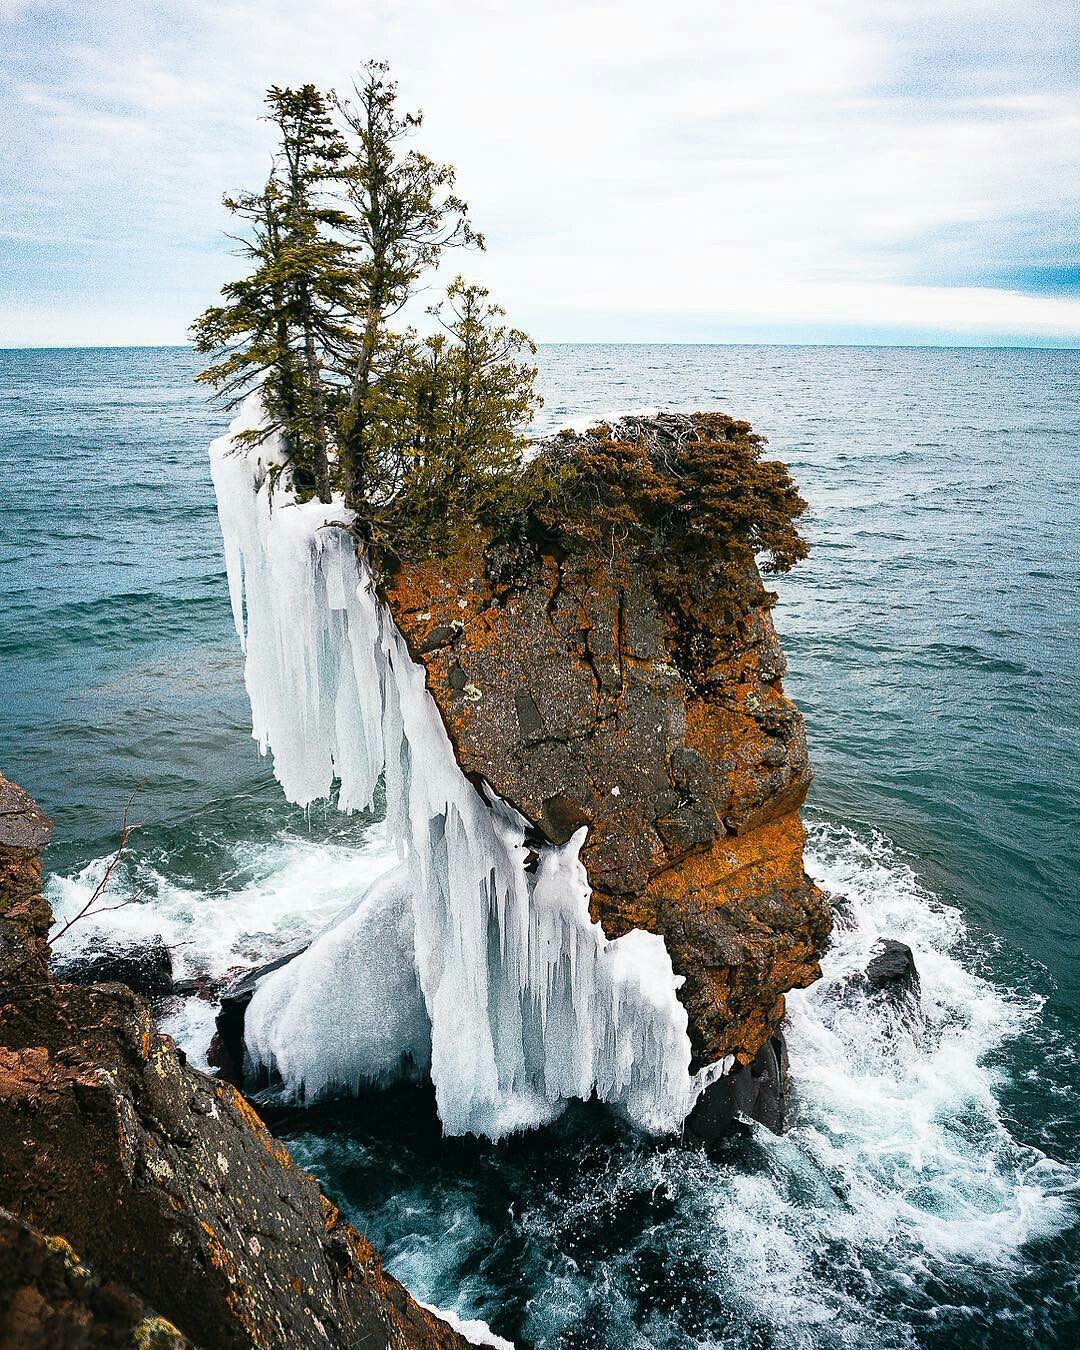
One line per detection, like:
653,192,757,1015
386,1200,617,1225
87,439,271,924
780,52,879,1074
300,284,332,504
344,307,380,510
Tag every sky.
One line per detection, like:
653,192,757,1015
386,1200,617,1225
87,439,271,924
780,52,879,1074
1,0,1078,347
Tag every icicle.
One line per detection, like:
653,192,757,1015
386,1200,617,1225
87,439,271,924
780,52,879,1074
210,394,728,1138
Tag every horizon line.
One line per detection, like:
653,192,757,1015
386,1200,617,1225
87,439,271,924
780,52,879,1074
1,339,1078,354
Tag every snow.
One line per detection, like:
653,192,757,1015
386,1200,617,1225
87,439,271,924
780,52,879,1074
210,395,728,1139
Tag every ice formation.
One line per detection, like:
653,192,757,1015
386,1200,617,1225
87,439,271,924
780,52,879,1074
210,396,726,1138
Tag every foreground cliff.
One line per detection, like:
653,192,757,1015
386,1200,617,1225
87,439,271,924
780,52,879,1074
0,774,468,1350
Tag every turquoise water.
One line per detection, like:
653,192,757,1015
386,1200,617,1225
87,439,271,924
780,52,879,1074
1,345,1077,1346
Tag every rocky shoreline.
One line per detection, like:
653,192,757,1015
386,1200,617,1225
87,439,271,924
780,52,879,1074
0,413,838,1344
0,773,469,1350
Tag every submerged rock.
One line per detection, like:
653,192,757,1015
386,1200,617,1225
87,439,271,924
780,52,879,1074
53,935,175,999
0,774,469,1350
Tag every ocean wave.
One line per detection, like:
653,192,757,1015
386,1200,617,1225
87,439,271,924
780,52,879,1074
99,811,1074,1348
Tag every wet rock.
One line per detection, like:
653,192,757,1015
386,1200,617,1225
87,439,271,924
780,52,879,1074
685,1033,790,1141
209,945,310,1085
829,891,858,931
54,936,175,999
864,938,920,1005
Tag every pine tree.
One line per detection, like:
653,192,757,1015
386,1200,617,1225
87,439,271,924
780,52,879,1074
261,85,354,502
190,181,301,452
333,62,480,510
371,279,542,557
192,86,353,502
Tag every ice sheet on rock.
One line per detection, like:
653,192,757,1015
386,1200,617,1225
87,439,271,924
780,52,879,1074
244,862,431,1094
210,394,718,1138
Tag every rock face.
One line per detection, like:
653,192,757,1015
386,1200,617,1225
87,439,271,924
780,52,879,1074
0,1204,190,1348
383,482,830,1072
0,774,468,1350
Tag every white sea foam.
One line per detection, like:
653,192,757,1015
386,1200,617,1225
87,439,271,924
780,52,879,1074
504,819,1079,1347
419,1304,515,1350
48,823,398,983
784,819,1077,1269
46,801,1078,1344
207,395,722,1139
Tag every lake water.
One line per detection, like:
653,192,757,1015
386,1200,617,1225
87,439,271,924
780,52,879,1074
1,344,1077,1347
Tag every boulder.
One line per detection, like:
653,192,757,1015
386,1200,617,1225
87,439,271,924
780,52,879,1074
684,1032,790,1141
383,417,831,1073
864,938,920,1005
53,936,175,999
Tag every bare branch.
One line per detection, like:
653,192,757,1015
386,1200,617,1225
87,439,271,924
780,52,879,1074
48,782,146,949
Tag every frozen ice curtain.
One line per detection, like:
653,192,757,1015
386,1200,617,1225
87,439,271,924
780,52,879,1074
210,396,728,1139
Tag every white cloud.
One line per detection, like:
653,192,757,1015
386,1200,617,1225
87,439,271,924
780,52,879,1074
1,0,1077,344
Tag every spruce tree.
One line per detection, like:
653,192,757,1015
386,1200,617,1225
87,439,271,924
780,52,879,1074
190,181,301,454
333,62,480,509
373,279,540,556
192,86,353,502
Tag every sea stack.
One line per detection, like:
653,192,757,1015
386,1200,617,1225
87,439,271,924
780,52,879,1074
211,404,831,1137
384,414,832,1098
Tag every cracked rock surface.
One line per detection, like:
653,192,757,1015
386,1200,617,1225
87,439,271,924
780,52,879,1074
385,514,831,1068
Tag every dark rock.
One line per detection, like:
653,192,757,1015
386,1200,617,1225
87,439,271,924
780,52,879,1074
0,778,469,1350
829,891,858,931
539,793,592,845
685,1033,789,1141
210,945,310,1085
654,798,718,853
171,971,228,1001
513,688,544,738
416,621,462,655
0,1204,191,1348
54,936,175,999
864,939,919,1003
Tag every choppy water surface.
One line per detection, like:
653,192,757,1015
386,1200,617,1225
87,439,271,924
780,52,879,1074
1,345,1077,1347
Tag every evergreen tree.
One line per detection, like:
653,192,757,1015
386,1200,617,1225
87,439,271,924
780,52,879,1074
372,279,542,556
194,65,546,556
333,62,480,509
264,85,353,502
190,181,301,453
192,85,352,502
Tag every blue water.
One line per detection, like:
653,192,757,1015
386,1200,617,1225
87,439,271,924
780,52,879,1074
1,344,1078,1347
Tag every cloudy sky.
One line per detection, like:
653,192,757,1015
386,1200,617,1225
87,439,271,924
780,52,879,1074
2,0,1078,346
